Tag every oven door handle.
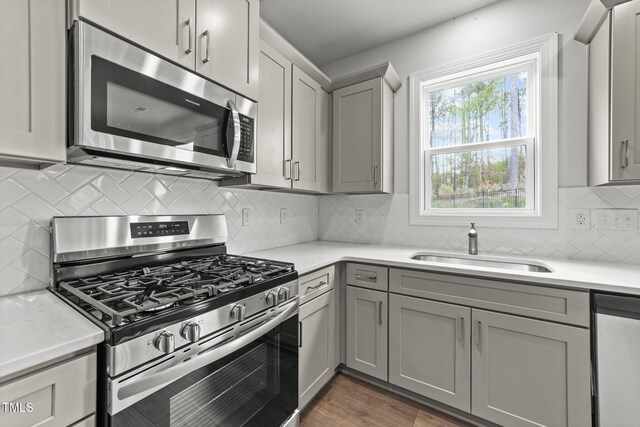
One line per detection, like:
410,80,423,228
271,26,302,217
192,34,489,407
115,300,298,402
226,99,241,169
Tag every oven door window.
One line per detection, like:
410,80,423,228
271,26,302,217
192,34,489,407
111,316,298,427
91,56,230,158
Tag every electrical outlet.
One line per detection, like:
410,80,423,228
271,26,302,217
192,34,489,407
596,208,637,230
280,208,287,224
571,208,591,230
355,209,365,225
242,208,252,226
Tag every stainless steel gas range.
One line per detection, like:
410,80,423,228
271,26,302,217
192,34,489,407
49,214,299,427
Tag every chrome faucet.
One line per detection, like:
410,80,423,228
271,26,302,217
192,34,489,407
468,223,478,255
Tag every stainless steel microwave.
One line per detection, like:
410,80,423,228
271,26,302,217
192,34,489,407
68,21,256,179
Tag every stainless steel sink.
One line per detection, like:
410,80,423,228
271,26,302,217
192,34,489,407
410,254,552,273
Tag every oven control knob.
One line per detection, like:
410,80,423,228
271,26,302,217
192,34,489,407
181,322,201,343
265,291,278,306
154,330,175,354
278,287,290,302
230,304,246,322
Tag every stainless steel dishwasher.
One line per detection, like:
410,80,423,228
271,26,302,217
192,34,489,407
594,293,640,426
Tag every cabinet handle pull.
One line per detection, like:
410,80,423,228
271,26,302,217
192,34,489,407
284,159,292,180
305,281,326,293
459,317,464,344
355,273,376,282
622,139,630,169
378,301,383,325
476,320,482,350
298,321,302,348
374,165,378,185
294,162,301,181
202,30,211,63
183,19,193,54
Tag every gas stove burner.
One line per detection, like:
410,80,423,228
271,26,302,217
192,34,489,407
57,253,295,326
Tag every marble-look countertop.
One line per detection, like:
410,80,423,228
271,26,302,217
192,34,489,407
0,290,104,380
247,241,640,294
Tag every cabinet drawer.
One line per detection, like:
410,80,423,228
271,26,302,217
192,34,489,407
390,269,589,327
346,263,388,291
299,265,335,305
0,352,96,427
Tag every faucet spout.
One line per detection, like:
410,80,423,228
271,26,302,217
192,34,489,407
468,223,478,255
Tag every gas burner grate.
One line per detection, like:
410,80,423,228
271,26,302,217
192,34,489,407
58,254,293,326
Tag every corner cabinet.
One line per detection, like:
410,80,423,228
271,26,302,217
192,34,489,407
221,35,332,194
0,0,66,165
331,63,401,193
578,0,640,185
71,0,259,100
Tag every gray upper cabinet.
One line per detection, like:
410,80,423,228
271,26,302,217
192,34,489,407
71,0,259,100
331,63,400,194
581,0,640,185
195,0,259,101
471,309,591,427
389,294,471,412
346,286,387,381
69,0,196,69
0,0,66,165
292,65,323,192
251,41,292,188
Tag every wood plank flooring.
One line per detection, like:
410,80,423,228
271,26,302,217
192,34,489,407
300,374,473,427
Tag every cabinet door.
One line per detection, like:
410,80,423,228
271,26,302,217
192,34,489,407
471,310,591,427
195,0,259,100
346,286,387,381
389,295,471,412
611,1,640,181
292,65,323,192
253,41,292,188
0,352,96,427
72,0,195,69
333,78,382,193
0,0,65,164
299,289,335,409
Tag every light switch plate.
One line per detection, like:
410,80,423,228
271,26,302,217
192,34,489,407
595,208,638,230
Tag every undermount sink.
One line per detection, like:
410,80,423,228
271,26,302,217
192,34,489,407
410,254,552,273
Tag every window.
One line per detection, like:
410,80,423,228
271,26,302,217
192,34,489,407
409,34,558,228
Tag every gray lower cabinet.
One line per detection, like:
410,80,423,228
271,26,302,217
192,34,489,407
0,0,66,165
471,309,591,427
0,352,96,427
299,289,336,409
346,286,387,381
388,294,471,412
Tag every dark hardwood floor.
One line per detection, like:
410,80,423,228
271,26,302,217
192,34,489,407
300,373,473,427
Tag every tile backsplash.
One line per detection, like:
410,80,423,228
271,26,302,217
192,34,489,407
319,188,640,264
0,164,317,296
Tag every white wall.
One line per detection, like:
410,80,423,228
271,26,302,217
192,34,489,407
322,0,591,191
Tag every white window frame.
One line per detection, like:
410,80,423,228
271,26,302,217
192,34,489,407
409,34,558,228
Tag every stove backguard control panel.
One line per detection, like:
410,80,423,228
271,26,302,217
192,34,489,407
130,221,190,238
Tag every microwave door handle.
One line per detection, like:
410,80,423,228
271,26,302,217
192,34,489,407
226,99,241,169
114,300,298,405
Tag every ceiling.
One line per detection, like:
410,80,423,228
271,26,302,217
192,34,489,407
260,0,504,67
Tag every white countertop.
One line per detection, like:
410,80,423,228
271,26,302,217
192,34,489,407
247,241,640,294
0,290,104,380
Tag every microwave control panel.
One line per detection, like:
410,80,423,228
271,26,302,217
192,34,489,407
237,115,254,163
